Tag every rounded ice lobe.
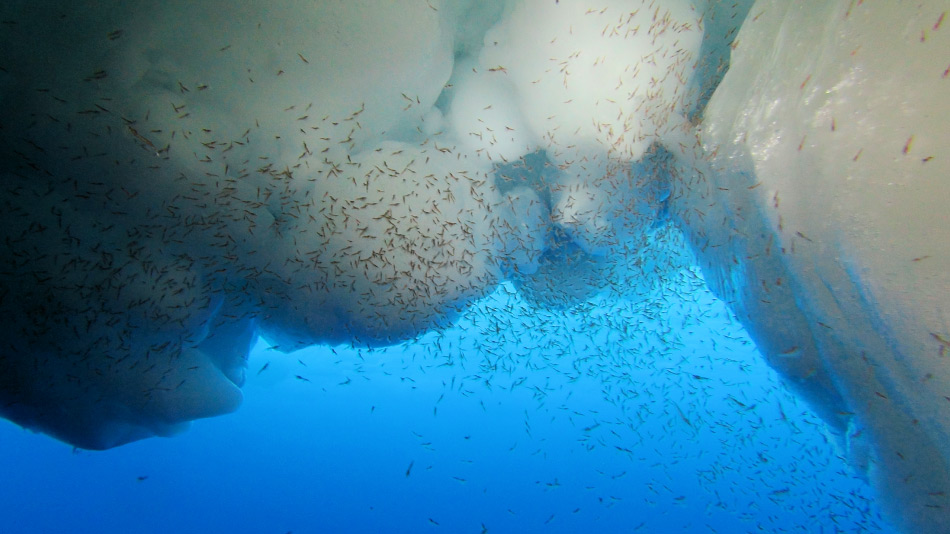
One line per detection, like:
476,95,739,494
0,0,558,449
479,0,703,163
447,62,537,164
0,0,464,447
254,140,542,348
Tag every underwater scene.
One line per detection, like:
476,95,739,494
0,1,947,532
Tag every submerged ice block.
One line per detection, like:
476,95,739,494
670,2,950,532
1,2,947,532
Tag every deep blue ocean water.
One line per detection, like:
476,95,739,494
0,279,890,533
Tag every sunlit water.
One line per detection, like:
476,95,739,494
0,271,889,533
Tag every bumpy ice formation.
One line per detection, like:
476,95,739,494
1,1,947,532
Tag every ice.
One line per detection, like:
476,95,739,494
0,1,947,531
675,2,950,531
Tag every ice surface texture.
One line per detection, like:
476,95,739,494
0,1,947,532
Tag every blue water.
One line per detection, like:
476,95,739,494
0,278,889,533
